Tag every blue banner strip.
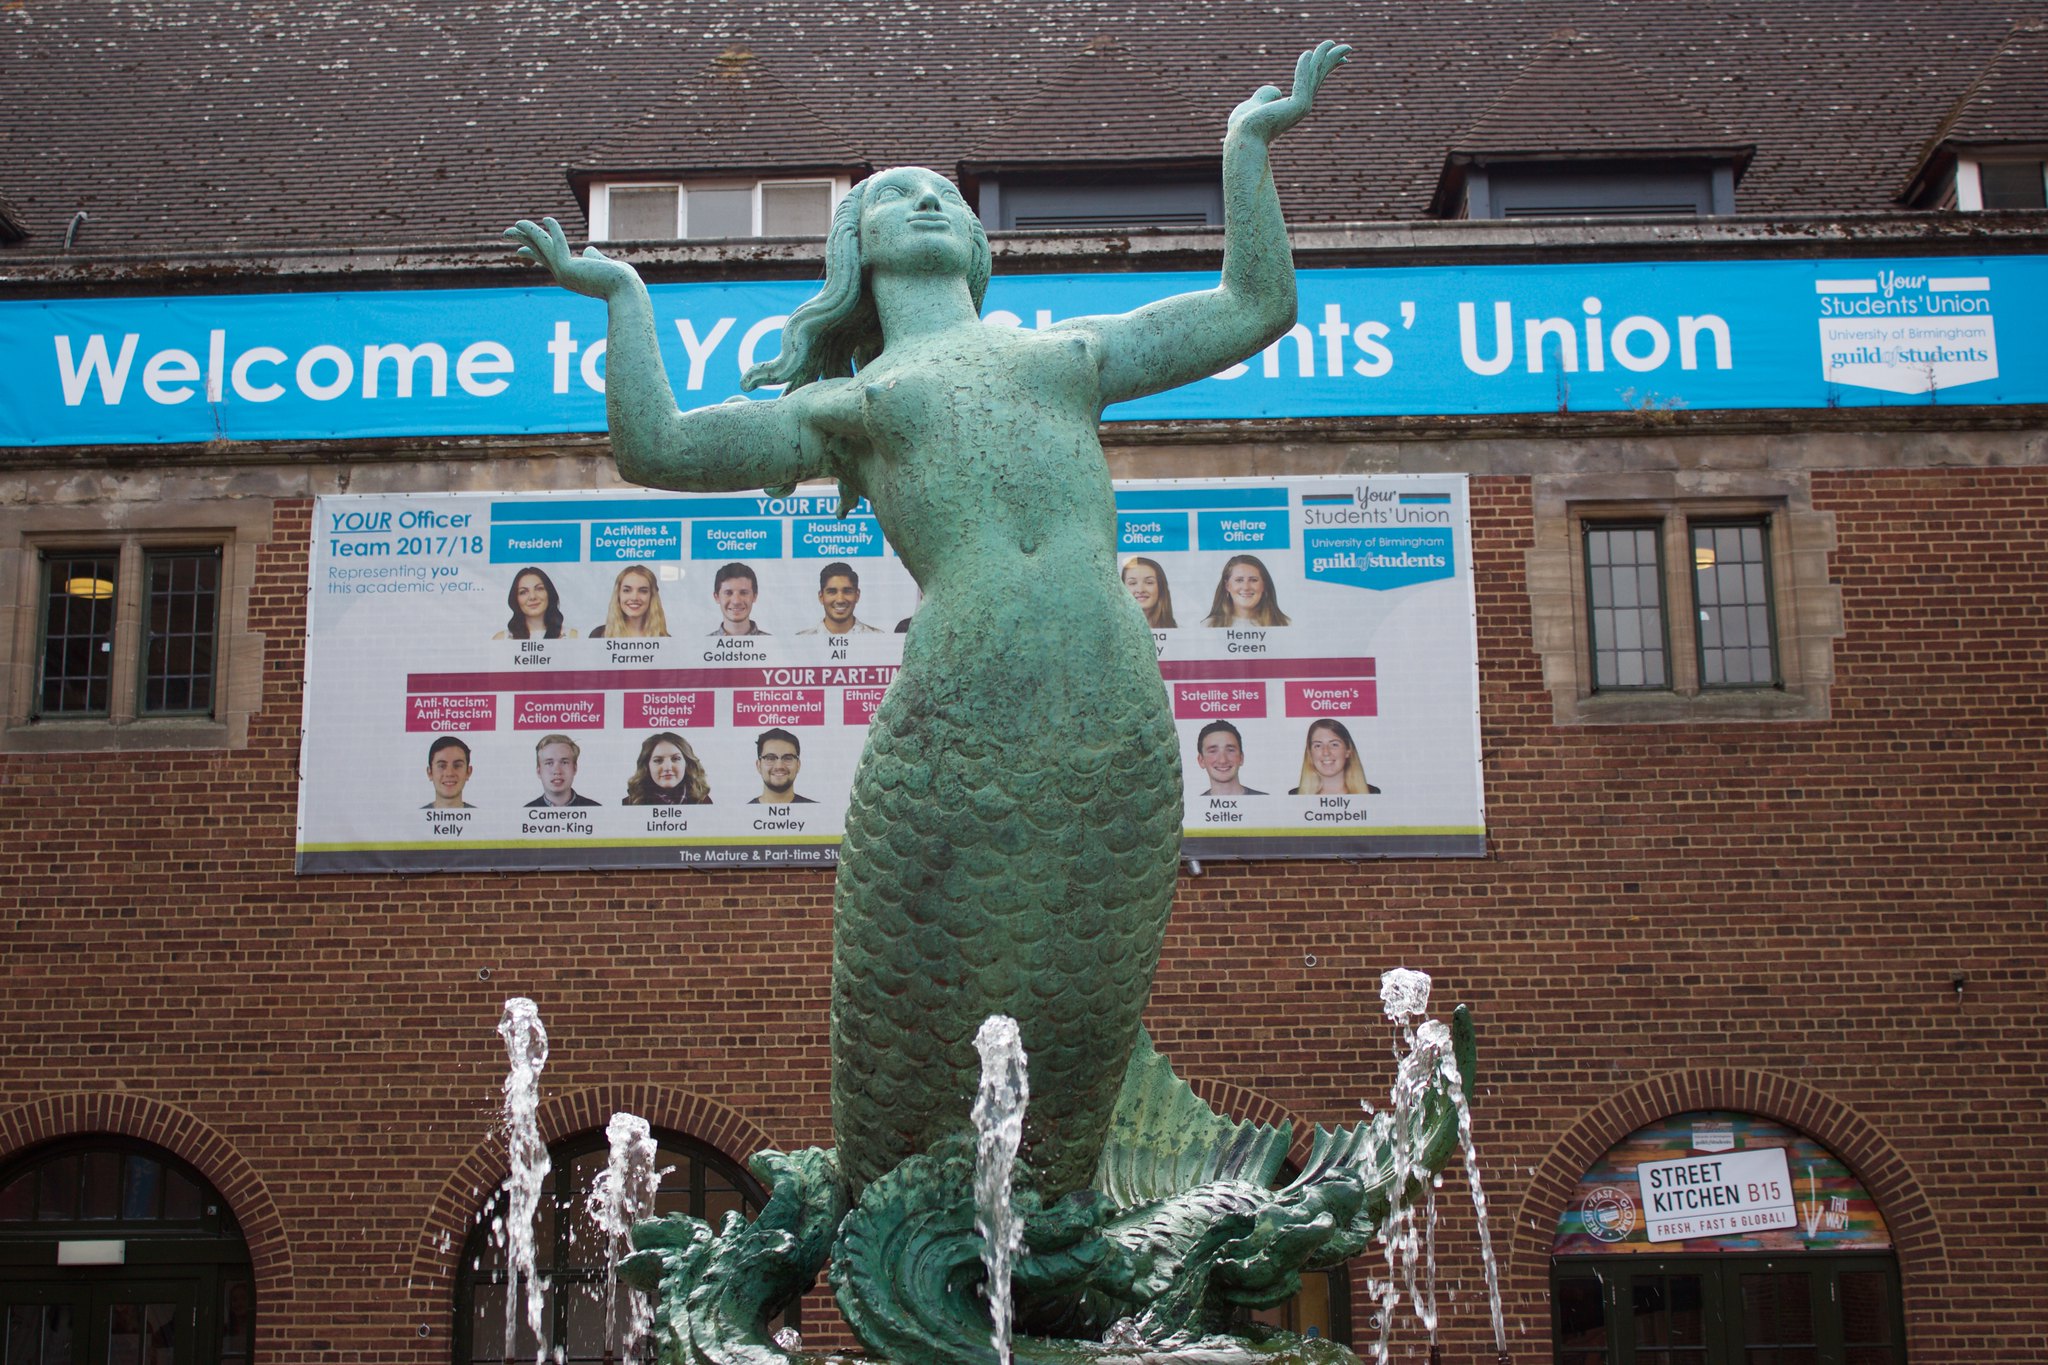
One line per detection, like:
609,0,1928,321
4,255,2042,446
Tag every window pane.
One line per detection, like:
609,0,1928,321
561,1152,606,1270
0,1171,34,1220
1585,526,1667,691
1721,602,1751,648
220,1279,252,1361
1666,1275,1704,1343
121,1157,161,1220
704,1184,746,1227
469,1285,546,1361
1839,1270,1893,1352
608,187,678,239
141,1302,176,1365
1692,521,1775,688
81,1151,122,1220
6,1305,34,1363
686,187,752,239
37,552,119,715
468,1282,506,1362
37,1154,79,1221
761,182,831,235
1717,563,1744,607
161,1166,203,1221
1556,1275,1606,1349
143,549,220,715
1979,160,2047,209
1633,1274,1708,1364
1740,1271,1815,1355
563,1279,609,1361
11,1302,74,1365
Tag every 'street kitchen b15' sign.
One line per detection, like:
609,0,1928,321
1638,1148,1797,1243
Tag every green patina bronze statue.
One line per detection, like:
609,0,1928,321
511,42,1480,1364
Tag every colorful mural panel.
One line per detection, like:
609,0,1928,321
1552,1110,1891,1256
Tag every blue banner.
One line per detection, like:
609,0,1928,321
5,255,2042,446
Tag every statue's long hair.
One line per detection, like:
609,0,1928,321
742,174,993,393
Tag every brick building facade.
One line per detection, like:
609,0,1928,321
2,4,2045,1362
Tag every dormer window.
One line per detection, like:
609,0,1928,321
974,169,1222,231
587,177,848,242
1431,29,1751,221
961,33,1223,233
1900,22,2048,212
1451,158,1738,219
1962,156,2048,210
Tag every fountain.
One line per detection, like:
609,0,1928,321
1366,972,1507,1365
504,37,1500,1365
496,997,551,1360
589,1112,666,1361
973,1017,1030,1365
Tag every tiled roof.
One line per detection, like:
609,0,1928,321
1449,28,1748,158
1926,19,2048,145
1901,20,2048,202
0,1,2037,254
963,33,1220,170
575,43,867,180
0,191,26,243
1432,27,1753,213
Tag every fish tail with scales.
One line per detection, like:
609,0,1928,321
831,631,1185,1202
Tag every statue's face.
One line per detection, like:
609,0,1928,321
860,167,977,277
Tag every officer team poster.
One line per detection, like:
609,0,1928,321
294,475,1484,872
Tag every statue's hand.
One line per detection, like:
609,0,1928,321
504,216,638,300
1227,39,1350,144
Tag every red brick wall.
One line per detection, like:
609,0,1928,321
3,468,2043,1362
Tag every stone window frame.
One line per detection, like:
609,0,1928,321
0,500,270,752
1526,470,1840,725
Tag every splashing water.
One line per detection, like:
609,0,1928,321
972,1015,1029,1365
588,1112,663,1364
1436,1029,1507,1357
1369,971,1431,1365
1366,969,1508,1363
498,997,551,1363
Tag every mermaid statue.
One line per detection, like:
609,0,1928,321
510,41,1481,1365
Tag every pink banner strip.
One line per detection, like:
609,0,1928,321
624,690,717,729
842,688,890,725
1172,682,1268,720
1283,678,1377,717
405,657,1369,693
512,692,606,730
732,689,827,728
405,693,497,731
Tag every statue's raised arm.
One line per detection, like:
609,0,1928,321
503,216,840,494
1073,40,1350,406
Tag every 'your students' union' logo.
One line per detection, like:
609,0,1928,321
1815,269,1997,396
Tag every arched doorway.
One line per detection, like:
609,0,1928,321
0,1137,254,1364
1549,1110,1905,1363
452,1127,780,1364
